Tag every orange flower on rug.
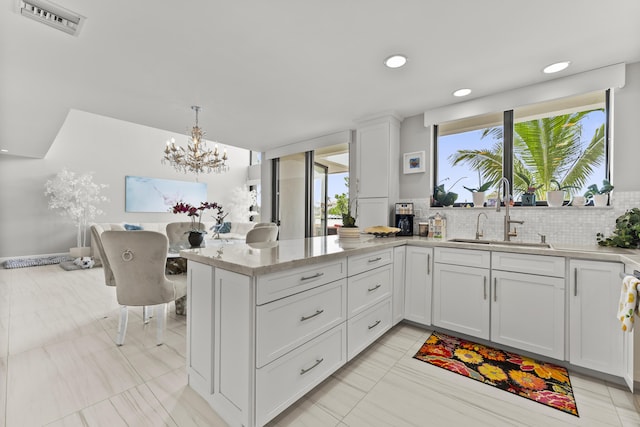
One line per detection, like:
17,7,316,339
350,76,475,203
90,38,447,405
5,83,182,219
414,331,578,417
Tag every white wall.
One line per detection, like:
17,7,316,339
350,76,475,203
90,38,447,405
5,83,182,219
0,109,250,258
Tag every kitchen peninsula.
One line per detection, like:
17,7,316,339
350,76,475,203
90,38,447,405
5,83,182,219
180,235,640,427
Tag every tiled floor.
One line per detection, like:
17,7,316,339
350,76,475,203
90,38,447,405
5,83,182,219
1,264,640,426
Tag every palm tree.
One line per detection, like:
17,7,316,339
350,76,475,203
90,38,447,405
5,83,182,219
449,110,605,200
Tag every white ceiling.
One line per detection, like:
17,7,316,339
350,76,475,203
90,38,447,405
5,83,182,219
2,0,640,158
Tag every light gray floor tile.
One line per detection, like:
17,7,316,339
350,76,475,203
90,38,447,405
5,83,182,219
2,264,640,427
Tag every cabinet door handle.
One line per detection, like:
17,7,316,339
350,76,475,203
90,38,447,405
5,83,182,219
574,268,578,297
300,272,324,281
494,278,497,302
427,253,431,275
368,283,382,292
300,358,324,375
368,319,381,330
300,309,324,321
368,257,382,263
484,276,487,300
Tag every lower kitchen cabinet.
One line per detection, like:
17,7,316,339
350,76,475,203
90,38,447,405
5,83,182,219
392,246,406,325
433,263,490,340
569,259,629,385
403,246,433,326
491,270,565,360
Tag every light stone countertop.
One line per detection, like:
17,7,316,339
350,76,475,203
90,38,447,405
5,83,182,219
179,235,640,277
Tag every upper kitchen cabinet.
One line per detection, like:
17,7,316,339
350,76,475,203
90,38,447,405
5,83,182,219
355,115,401,200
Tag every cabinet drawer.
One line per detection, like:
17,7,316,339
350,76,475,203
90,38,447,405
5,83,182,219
347,248,393,277
435,247,490,268
492,252,565,277
348,264,392,318
256,323,347,426
347,298,392,360
256,279,347,368
257,258,346,304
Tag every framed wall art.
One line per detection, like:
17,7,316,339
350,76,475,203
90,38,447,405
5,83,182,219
403,151,426,174
125,176,207,212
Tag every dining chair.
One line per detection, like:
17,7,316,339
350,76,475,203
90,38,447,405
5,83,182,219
101,230,187,346
90,224,116,287
245,223,279,243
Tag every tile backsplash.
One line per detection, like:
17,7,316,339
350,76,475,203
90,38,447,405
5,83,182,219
401,191,640,246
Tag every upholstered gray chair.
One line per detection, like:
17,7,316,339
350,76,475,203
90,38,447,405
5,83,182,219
245,223,279,243
90,224,116,287
101,230,187,346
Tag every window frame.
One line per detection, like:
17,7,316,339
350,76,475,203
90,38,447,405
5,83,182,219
432,90,611,208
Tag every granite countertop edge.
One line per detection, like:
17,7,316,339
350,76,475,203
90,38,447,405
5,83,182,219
179,236,640,276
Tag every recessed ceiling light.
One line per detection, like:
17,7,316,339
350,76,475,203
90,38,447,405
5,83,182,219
453,88,472,97
384,54,407,69
0,149,8,153
543,61,570,74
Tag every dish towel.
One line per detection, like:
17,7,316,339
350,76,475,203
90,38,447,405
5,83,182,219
617,275,640,332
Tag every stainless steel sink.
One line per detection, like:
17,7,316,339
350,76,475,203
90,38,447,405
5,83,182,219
447,238,552,249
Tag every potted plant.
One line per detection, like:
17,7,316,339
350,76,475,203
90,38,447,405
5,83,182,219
547,180,578,207
584,179,614,207
463,179,494,208
434,177,466,207
44,168,109,257
338,202,359,238
515,173,540,206
171,201,220,247
597,208,640,248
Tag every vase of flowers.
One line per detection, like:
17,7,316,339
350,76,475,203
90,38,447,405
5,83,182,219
171,201,219,248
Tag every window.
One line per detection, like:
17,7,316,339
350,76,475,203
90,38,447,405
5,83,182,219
434,91,608,206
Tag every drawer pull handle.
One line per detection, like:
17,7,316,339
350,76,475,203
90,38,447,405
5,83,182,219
300,272,324,281
368,283,382,292
368,319,381,330
300,358,324,375
300,309,324,321
367,257,382,263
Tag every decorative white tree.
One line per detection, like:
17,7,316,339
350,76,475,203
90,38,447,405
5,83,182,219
226,185,258,223
44,169,109,248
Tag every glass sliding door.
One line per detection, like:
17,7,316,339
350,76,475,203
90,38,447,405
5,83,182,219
273,143,349,240
275,153,306,240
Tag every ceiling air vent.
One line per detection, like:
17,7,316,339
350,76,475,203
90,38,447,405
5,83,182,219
18,0,84,36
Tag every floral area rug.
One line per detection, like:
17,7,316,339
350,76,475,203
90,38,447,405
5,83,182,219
414,331,578,417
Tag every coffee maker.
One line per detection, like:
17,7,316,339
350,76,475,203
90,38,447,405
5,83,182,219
395,203,414,236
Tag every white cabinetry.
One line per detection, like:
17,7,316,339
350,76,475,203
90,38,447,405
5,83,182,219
432,249,565,360
491,252,565,360
346,249,393,360
433,263,491,340
433,247,491,339
491,270,565,359
392,246,406,325
569,260,627,381
404,246,433,325
355,116,400,228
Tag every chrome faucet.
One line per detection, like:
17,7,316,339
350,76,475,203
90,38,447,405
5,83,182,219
495,177,524,241
475,212,488,240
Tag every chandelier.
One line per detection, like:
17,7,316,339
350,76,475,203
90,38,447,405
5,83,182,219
162,106,229,175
